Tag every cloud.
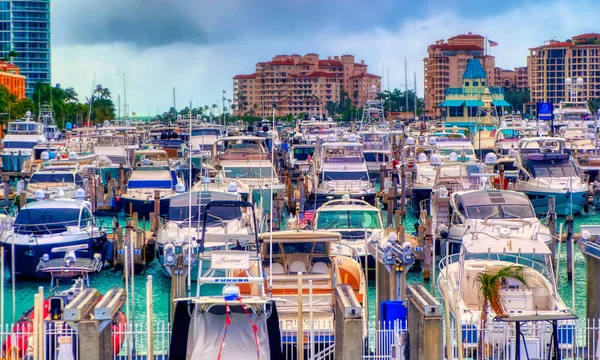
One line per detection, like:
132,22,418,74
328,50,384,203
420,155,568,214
51,0,600,114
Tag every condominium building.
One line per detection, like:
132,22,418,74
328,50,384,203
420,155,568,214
424,32,496,118
494,67,528,90
233,54,381,117
0,0,51,98
529,33,600,104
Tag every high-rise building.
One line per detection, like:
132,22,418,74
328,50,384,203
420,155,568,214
494,67,528,91
0,0,50,98
233,54,381,117
424,32,495,118
529,33,600,104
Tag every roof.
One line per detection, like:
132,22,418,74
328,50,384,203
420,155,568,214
434,44,484,51
297,61,313,65
448,33,484,40
456,190,531,208
462,59,487,80
493,99,512,107
349,73,381,79
572,33,600,40
318,60,342,67
465,100,484,107
438,100,464,107
233,73,257,80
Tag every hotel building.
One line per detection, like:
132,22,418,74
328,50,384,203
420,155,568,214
0,0,51,98
0,59,25,99
424,32,496,118
529,33,600,105
233,54,381,117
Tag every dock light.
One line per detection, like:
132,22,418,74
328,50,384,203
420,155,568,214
452,126,459,133
26,111,31,117
164,244,177,266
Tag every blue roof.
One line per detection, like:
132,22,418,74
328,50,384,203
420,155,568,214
438,100,465,107
465,100,484,107
492,100,512,107
463,59,487,80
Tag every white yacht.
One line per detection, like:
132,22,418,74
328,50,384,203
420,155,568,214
306,134,376,204
156,182,255,281
1,112,46,172
438,227,570,358
288,143,315,179
359,127,393,172
312,197,387,267
515,137,588,215
24,166,85,202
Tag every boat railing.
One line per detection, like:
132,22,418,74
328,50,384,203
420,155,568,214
11,218,93,236
527,174,589,188
438,253,549,279
319,180,372,192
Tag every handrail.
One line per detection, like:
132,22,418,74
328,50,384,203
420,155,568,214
438,253,549,279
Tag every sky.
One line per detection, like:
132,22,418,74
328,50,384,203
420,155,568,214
51,0,600,116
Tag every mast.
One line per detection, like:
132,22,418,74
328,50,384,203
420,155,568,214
404,58,409,122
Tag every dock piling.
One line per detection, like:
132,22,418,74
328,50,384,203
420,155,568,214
566,215,574,281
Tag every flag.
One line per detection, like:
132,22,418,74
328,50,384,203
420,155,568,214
307,154,312,162
298,210,315,224
488,39,498,47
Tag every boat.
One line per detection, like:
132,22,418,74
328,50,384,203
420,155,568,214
288,143,315,180
1,112,46,172
437,223,571,358
0,191,107,279
156,182,255,280
359,127,393,173
306,134,376,205
120,148,185,217
311,197,387,267
24,166,85,202
207,136,283,212
260,230,367,347
434,189,552,255
168,200,282,359
188,124,225,168
514,137,588,215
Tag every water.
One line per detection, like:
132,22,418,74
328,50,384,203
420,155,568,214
1,206,595,327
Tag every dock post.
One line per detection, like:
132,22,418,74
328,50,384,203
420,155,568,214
132,211,138,230
79,320,113,360
154,189,161,217
298,177,305,212
2,175,9,209
18,192,26,210
297,272,304,359
400,165,406,221
548,196,557,261
423,216,433,282
566,215,574,281
407,284,442,360
391,166,398,226
119,163,124,189
334,284,364,360
379,164,386,190
146,275,154,360
88,174,96,213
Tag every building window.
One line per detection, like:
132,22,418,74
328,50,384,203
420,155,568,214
473,81,479,86
464,82,470,86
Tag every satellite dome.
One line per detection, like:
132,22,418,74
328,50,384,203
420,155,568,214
428,137,437,145
449,152,458,162
75,188,86,199
417,153,427,162
485,152,498,166
34,189,46,201
40,151,49,161
430,153,442,166
406,136,415,146
68,151,78,160
175,183,185,193
227,182,238,193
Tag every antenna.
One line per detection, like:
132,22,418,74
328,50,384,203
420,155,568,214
123,74,127,121
87,73,96,125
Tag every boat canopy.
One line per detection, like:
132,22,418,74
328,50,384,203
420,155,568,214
462,232,552,255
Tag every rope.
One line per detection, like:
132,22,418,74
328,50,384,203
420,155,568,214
215,298,261,360
216,303,231,360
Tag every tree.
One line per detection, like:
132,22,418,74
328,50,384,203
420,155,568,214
475,265,528,359
504,88,530,113
588,98,600,114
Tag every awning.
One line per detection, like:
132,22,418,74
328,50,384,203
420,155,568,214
438,100,464,107
465,100,484,107
492,100,512,107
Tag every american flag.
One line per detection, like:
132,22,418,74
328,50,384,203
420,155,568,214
298,210,315,224
488,39,499,47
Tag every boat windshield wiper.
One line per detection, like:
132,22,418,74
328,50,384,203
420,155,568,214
325,220,340,230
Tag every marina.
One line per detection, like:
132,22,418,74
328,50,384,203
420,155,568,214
3,2,600,358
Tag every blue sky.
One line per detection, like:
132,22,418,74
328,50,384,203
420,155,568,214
51,0,597,116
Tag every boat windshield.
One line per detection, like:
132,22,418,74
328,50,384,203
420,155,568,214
14,207,87,234
29,173,83,184
438,148,475,156
531,162,578,177
192,129,220,136
169,204,242,224
224,166,275,178
270,242,326,255
466,204,535,219
316,210,381,230
293,147,315,161
323,171,368,181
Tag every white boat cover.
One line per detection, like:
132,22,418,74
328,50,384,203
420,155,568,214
187,311,270,360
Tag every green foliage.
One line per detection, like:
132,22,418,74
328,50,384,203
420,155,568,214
377,89,424,115
504,88,530,112
588,98,600,114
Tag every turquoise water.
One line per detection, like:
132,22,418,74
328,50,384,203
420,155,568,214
1,205,595,327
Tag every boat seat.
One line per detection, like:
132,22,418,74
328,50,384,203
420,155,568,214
271,263,285,275
289,261,307,274
312,262,329,275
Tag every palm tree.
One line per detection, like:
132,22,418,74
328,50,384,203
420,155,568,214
475,265,528,359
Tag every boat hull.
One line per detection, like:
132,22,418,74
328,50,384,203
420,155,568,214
120,196,170,218
4,236,106,279
523,189,587,215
